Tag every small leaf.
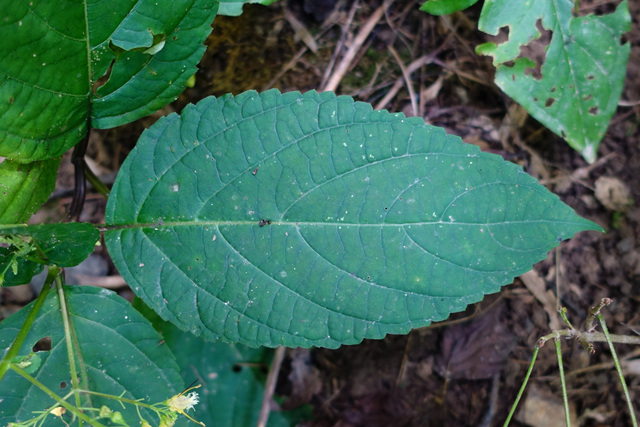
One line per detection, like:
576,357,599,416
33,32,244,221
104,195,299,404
0,158,60,224
162,323,294,427
10,353,42,375
217,0,279,17
105,90,601,349
420,0,479,15
0,247,44,287
0,223,99,267
0,286,184,426
476,0,630,163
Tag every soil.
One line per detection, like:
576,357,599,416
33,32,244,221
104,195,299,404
2,1,639,426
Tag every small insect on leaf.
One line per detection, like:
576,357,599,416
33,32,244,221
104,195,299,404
258,219,272,227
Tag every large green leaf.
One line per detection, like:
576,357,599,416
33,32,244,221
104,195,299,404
104,89,601,349
476,0,630,163
90,0,219,129
162,323,297,426
0,158,60,224
0,223,99,267
0,1,90,161
0,0,218,161
0,286,185,426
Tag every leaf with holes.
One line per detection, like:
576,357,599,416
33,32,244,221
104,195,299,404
104,89,601,349
476,0,630,163
0,286,184,426
0,0,218,162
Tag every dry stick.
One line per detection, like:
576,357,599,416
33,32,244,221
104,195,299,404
374,55,434,110
256,346,286,427
322,5,386,93
320,0,360,89
387,45,418,117
373,29,454,111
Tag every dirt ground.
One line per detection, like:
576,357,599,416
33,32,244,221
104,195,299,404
2,1,639,426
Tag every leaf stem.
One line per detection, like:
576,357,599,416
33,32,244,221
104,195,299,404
554,338,571,426
598,314,638,426
10,364,106,427
56,276,85,421
503,346,539,426
0,266,57,381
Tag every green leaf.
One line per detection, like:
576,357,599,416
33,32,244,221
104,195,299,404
0,223,99,267
0,286,185,426
0,1,219,161
162,324,295,427
0,158,60,224
420,0,479,15
91,0,219,129
104,89,601,349
0,247,43,287
0,2,90,161
476,0,630,163
217,0,279,16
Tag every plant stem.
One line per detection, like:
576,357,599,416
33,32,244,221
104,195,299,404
0,266,57,381
56,276,85,422
554,338,570,426
10,364,106,427
598,314,638,427
503,346,539,426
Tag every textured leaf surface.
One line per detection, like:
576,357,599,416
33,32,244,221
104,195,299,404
420,0,479,15
476,0,630,163
217,0,278,16
0,158,60,224
0,0,218,162
105,90,601,348
0,1,90,161
0,286,184,426
90,0,219,128
162,323,295,426
0,223,99,267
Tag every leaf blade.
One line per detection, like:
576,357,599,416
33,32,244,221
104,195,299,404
0,286,184,426
477,0,630,163
105,90,601,348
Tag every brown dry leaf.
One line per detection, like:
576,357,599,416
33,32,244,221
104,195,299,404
594,176,633,212
435,303,516,380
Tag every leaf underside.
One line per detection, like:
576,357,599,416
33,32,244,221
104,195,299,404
105,89,600,349
477,0,630,163
0,286,184,426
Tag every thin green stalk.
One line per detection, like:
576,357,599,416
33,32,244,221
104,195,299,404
56,276,85,424
598,314,638,427
85,163,110,199
503,346,539,426
554,338,570,426
0,266,57,381
10,364,106,427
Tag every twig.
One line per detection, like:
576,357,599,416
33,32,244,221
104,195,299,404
322,5,385,92
374,54,435,110
387,45,418,116
257,346,286,427
320,0,360,89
